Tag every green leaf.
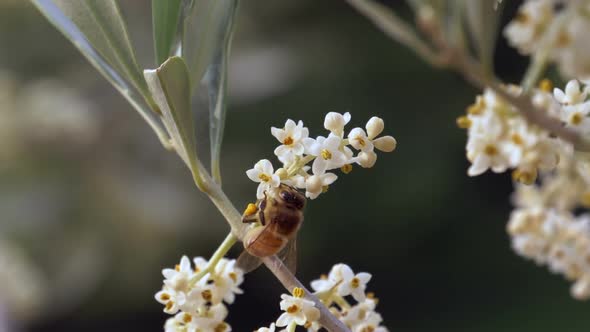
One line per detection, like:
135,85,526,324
204,1,238,183
43,0,150,101
152,0,182,65
31,0,170,145
181,0,237,90
144,57,200,182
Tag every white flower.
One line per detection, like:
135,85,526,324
304,135,349,174
276,294,320,327
466,132,511,176
554,80,587,105
272,119,309,163
211,258,244,304
348,117,396,154
247,159,281,199
503,0,554,54
164,317,184,332
561,102,590,132
176,304,230,332
332,264,372,302
356,150,377,169
304,160,337,199
348,128,374,152
324,112,351,136
162,256,194,294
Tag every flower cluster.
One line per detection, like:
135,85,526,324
457,82,563,183
247,113,396,200
255,264,388,332
155,256,244,332
504,0,590,78
458,79,590,300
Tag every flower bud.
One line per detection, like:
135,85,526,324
373,136,397,152
366,117,384,139
572,278,590,300
324,112,350,135
357,151,377,168
306,175,322,194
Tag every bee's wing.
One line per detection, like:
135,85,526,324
278,236,297,275
236,250,263,273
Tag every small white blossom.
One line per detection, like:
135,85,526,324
211,258,244,304
324,112,351,136
276,293,320,327
272,119,309,163
561,103,590,132
503,0,554,54
254,323,277,332
247,159,281,199
554,80,587,106
304,161,337,199
304,135,349,174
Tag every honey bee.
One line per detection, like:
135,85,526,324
237,184,306,273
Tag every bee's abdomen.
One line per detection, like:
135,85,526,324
244,227,286,257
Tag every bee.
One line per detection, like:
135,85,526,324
237,183,306,273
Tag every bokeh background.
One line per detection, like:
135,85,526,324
1,1,588,331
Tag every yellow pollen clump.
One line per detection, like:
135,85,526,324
580,192,590,208
182,313,193,323
283,136,294,146
214,323,228,332
341,164,353,174
539,79,553,92
321,149,332,160
456,115,471,129
229,272,237,283
244,203,258,216
360,326,376,332
511,133,524,145
287,304,300,313
571,113,583,125
483,144,498,156
202,289,212,301
293,287,305,298
160,293,171,301
165,301,174,310
258,173,271,182
351,277,360,289
175,264,181,271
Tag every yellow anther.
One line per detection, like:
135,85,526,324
351,277,360,289
341,164,353,174
165,301,174,310
214,323,229,332
456,115,472,129
322,185,329,193
360,326,376,332
484,144,498,156
182,313,193,323
515,12,529,24
283,136,294,145
293,287,305,298
356,137,366,147
304,321,312,329
229,272,237,283
467,96,486,115
321,149,332,160
244,203,258,216
175,264,180,271
580,192,590,208
511,133,524,145
539,78,553,92
258,173,271,182
160,293,171,301
512,169,537,185
320,274,328,280
202,289,212,301
571,113,583,125
556,31,571,47
287,304,300,313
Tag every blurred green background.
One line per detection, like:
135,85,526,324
1,1,588,331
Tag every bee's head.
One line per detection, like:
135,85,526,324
278,185,306,210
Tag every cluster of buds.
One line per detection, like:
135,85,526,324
254,264,387,332
155,256,244,332
458,79,590,300
457,82,562,183
247,112,396,200
504,0,590,78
